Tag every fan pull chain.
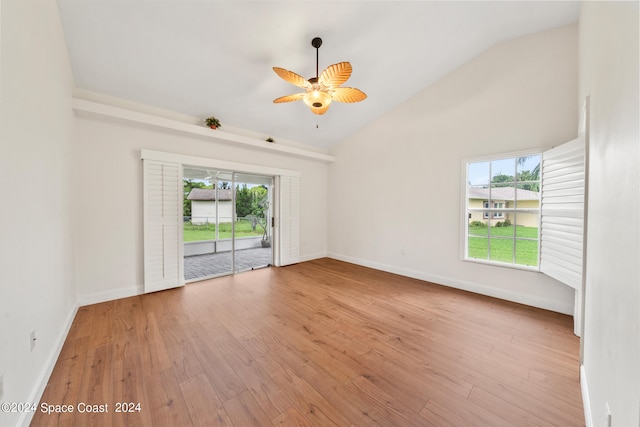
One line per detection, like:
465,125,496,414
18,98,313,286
316,115,319,129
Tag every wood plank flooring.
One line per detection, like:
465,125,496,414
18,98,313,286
31,258,584,426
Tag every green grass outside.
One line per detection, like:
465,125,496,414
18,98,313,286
468,225,538,266
184,220,264,242
468,224,538,238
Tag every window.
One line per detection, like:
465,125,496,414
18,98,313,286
461,136,586,334
465,153,541,268
483,201,505,218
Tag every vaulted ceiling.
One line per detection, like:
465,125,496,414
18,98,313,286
57,1,580,149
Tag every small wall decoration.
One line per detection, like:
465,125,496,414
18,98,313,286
205,116,221,129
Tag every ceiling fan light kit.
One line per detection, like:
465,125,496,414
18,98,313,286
272,37,367,117
303,89,331,110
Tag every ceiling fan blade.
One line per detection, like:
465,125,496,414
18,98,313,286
273,93,305,103
319,62,352,88
273,67,310,89
331,87,367,103
311,104,330,115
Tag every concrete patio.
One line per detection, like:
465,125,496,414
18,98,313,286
184,247,272,281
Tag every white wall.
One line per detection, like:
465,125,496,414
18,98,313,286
74,113,328,304
328,25,578,314
579,2,640,426
0,1,77,426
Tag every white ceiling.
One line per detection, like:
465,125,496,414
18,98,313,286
57,1,580,149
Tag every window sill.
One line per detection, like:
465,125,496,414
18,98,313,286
464,257,540,272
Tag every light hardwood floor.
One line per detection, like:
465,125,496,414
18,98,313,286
31,258,584,426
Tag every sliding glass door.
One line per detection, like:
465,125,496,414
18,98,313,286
233,173,273,273
182,167,273,282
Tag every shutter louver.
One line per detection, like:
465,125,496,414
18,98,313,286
540,138,586,290
143,160,183,292
279,176,300,266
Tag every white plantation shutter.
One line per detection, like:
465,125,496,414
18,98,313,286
278,175,300,266
540,137,586,291
143,160,183,293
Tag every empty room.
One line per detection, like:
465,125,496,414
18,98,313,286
1,1,638,426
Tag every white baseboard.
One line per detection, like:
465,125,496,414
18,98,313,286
18,304,78,427
581,365,593,427
78,285,142,307
298,252,328,263
78,255,328,305
327,252,574,315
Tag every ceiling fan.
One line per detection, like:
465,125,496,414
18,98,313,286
272,37,367,116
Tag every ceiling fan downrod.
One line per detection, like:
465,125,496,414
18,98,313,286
311,37,322,80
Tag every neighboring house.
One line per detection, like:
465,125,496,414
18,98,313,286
468,186,540,227
187,188,234,224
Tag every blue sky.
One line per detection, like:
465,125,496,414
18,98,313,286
468,154,541,186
